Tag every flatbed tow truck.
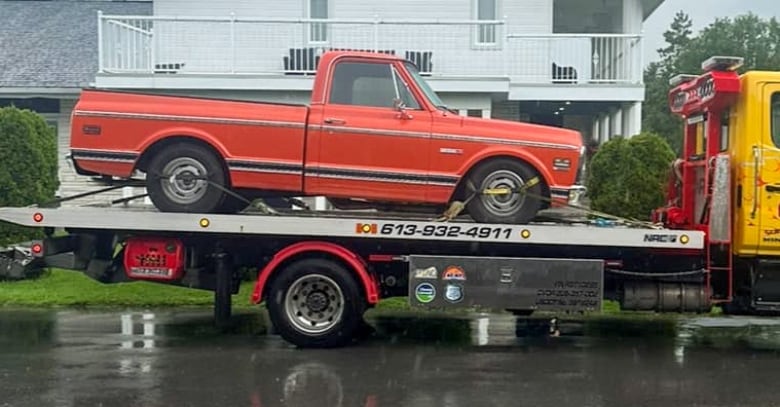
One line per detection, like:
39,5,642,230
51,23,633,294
0,55,777,348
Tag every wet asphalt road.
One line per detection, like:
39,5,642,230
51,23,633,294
2,310,780,407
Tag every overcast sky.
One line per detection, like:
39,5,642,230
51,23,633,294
643,0,780,66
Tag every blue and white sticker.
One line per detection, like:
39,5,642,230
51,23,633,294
444,284,464,303
415,283,436,303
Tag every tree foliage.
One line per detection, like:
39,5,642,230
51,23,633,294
586,133,675,221
643,12,780,154
0,106,59,246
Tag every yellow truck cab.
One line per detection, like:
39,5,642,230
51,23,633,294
654,56,780,312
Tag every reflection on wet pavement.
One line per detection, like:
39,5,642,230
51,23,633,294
1,309,779,407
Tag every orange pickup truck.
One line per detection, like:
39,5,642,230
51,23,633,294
70,51,584,224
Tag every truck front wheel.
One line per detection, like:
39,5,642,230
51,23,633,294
146,142,228,213
465,158,544,224
265,258,365,348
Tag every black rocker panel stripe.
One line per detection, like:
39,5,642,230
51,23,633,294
312,167,458,185
71,150,139,161
228,161,458,185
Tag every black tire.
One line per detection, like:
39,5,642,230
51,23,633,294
465,158,544,224
265,258,365,348
146,142,228,213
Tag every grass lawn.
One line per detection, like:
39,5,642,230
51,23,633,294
0,268,257,308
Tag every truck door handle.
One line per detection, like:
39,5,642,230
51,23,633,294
766,184,780,193
324,118,346,125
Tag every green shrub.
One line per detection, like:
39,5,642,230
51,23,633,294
0,106,59,246
586,132,676,221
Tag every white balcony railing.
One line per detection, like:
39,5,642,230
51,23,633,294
97,13,643,85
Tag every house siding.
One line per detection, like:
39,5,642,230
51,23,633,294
149,0,553,77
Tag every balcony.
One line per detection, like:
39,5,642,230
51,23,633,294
97,13,643,92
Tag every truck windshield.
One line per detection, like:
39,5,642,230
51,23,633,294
404,62,448,110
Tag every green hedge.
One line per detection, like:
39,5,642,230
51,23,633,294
586,133,676,221
0,106,59,246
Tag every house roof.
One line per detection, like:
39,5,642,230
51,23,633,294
0,0,152,90
641,0,665,20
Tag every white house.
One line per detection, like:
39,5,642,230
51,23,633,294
95,0,664,146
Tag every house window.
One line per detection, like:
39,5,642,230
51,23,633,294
475,0,497,45
309,0,328,43
329,61,420,109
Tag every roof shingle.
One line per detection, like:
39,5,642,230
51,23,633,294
0,0,152,88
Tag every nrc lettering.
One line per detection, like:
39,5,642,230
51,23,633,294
643,234,678,243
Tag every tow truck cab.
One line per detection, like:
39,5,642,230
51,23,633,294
655,56,780,311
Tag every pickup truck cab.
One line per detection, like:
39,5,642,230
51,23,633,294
70,51,584,224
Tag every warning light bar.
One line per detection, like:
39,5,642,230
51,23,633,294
701,56,744,72
669,74,698,87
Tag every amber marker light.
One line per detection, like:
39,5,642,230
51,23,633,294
199,218,210,228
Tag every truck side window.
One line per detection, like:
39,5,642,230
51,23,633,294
772,93,780,147
329,61,419,109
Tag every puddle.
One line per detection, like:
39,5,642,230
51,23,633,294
1,310,780,406
0,308,779,353
678,316,780,351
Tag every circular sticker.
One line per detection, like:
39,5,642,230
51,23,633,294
444,284,464,303
415,283,436,303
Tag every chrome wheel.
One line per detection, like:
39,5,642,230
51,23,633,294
160,157,209,205
478,169,526,217
284,274,345,334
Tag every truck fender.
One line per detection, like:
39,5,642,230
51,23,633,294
251,241,380,305
457,147,556,190
136,127,232,163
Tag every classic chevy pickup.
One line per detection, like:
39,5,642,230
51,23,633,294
69,51,584,224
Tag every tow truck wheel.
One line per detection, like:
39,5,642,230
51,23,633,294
266,258,365,348
466,158,543,224
146,142,228,213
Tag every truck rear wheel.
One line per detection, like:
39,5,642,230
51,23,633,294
265,258,365,348
146,143,228,213
465,158,543,224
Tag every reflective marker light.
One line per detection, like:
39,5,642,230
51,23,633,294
33,213,43,223
520,229,531,239
199,218,210,228
680,235,690,245
701,56,744,72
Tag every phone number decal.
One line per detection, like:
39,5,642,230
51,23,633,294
355,222,513,240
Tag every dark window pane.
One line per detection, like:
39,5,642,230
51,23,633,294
772,93,780,147
329,62,396,108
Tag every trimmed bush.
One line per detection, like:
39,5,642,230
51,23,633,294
586,133,676,221
0,106,59,246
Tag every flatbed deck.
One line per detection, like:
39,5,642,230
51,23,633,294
0,206,705,250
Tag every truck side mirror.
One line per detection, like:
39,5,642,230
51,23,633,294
393,98,413,120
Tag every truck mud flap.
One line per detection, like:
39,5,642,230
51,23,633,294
408,256,603,313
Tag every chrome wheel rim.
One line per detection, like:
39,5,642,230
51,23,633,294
284,274,344,334
160,157,209,205
478,169,526,217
